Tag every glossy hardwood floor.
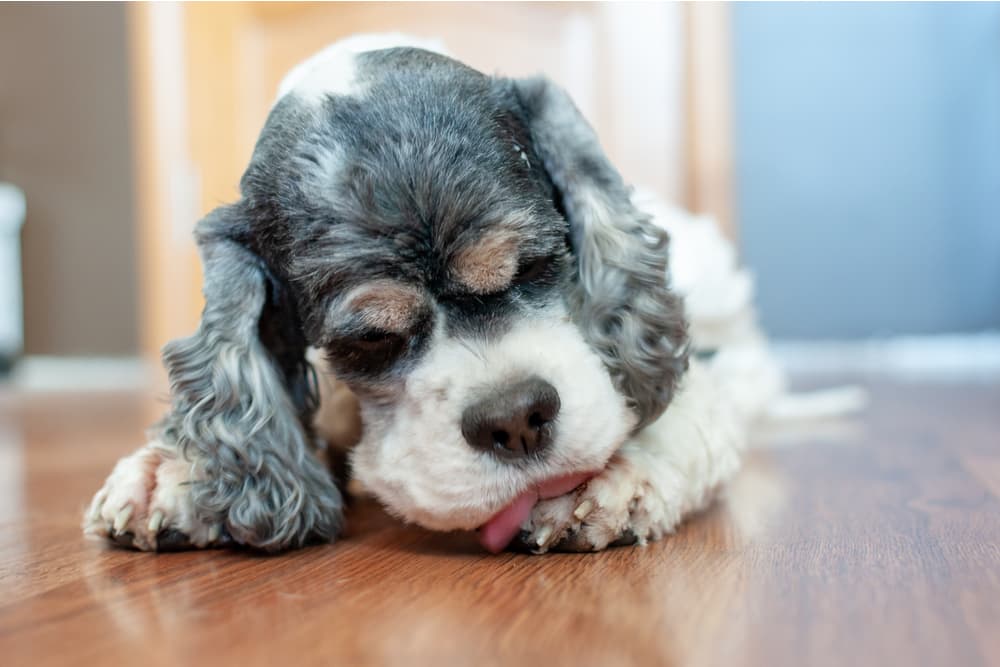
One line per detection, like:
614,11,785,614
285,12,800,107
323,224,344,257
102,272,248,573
0,375,998,666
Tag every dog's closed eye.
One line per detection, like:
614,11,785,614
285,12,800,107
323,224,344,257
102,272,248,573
326,325,415,380
351,328,405,351
512,254,555,286
320,280,431,378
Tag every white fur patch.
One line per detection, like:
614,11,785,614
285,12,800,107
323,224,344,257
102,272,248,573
632,189,790,422
82,440,222,551
351,306,634,532
523,361,746,552
276,33,449,105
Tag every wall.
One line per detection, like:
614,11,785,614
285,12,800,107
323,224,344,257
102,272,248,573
733,3,1000,339
0,3,138,355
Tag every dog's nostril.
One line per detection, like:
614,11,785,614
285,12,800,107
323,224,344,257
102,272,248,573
461,376,561,461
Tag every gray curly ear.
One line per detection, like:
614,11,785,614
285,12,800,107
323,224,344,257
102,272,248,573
513,77,689,430
157,203,343,551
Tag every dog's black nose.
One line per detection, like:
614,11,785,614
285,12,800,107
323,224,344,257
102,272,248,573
461,377,560,460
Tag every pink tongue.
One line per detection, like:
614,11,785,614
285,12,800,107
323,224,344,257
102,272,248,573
477,472,593,553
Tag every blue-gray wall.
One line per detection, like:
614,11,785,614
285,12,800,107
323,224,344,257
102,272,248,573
732,2,1000,339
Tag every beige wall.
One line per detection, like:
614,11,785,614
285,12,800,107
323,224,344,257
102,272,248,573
0,3,138,355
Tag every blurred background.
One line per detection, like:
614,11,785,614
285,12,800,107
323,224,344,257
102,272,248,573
0,1,997,389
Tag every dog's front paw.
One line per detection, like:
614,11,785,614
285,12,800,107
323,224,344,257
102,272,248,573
83,441,227,551
520,454,671,553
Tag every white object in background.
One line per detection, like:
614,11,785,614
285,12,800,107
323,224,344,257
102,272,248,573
0,183,26,368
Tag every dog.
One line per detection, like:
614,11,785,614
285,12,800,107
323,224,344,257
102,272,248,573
84,35,854,555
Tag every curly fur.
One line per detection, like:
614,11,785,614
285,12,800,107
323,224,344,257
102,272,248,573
513,78,689,430
156,205,344,551
83,36,698,553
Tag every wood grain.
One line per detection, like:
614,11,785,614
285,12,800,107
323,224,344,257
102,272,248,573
0,377,998,666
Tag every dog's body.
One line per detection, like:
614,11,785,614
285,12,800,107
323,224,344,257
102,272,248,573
84,36,800,554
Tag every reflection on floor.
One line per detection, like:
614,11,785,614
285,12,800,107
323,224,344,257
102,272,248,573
0,374,998,666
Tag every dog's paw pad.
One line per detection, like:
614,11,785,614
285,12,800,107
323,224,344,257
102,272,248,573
83,442,224,551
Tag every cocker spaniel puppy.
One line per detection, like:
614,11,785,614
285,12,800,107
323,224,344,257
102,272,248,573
84,35,800,554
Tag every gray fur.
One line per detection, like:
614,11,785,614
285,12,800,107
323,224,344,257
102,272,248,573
145,47,687,551
158,205,344,552
512,77,689,430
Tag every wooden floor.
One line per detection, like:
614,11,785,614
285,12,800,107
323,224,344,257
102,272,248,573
0,375,998,667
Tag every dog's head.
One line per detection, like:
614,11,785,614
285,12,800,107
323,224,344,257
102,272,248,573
174,42,688,544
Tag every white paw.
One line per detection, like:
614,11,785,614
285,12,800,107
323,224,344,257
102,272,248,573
83,441,225,551
521,454,678,553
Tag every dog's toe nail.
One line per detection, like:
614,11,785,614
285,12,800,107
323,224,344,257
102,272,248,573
207,524,221,543
535,525,553,547
112,505,133,533
89,491,108,521
573,499,594,520
147,510,164,533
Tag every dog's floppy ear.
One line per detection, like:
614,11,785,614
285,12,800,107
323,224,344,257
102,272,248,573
512,77,689,430
158,203,343,551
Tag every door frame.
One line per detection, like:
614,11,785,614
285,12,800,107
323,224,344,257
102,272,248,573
127,2,735,366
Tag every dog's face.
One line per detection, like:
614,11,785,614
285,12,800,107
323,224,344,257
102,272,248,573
185,44,687,538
